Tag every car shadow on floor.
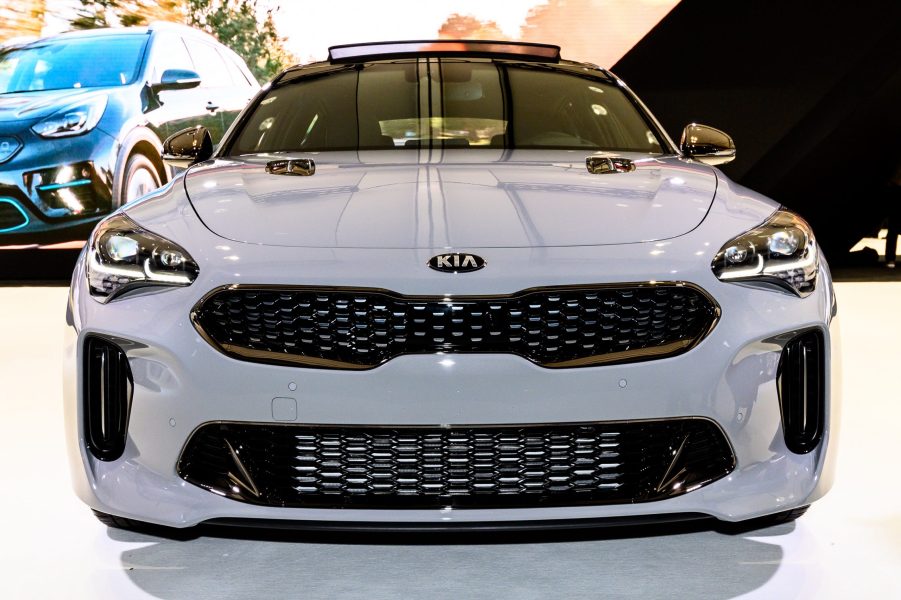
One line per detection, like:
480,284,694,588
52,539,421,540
107,518,794,599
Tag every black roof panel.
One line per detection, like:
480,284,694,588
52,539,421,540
327,40,561,64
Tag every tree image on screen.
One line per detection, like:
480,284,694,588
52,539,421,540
70,0,294,82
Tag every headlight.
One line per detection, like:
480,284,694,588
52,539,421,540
712,208,818,297
31,95,107,138
87,213,199,302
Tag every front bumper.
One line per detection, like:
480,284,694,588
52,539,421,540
64,199,840,528
0,123,116,245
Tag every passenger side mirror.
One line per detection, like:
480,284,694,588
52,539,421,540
680,123,736,165
162,125,213,169
152,69,201,93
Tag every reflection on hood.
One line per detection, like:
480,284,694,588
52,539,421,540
0,88,105,122
183,151,719,249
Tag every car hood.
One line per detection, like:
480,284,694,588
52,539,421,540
0,88,107,122
183,150,718,249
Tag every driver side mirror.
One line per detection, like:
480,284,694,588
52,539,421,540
151,69,201,93
162,125,213,169
680,123,736,165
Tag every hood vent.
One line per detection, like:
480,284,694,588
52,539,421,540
586,156,635,174
265,158,315,176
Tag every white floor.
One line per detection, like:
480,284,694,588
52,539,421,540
1,284,899,599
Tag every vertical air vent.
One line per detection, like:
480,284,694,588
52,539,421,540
777,330,825,454
83,336,133,461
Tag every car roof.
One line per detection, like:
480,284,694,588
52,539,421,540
277,40,609,84
18,22,218,46
328,40,562,63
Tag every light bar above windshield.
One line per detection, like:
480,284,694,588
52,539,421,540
327,40,562,63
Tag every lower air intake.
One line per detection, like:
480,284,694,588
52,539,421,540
177,419,735,509
83,336,133,461
0,199,28,232
777,330,826,454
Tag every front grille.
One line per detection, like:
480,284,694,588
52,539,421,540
177,419,735,509
0,199,28,232
192,283,719,369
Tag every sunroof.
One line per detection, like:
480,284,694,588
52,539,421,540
328,40,562,63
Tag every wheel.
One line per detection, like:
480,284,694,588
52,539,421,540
119,153,162,205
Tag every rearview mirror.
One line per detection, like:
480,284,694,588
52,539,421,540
680,123,736,165
162,125,213,169
152,69,201,93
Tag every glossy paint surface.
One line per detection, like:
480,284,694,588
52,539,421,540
64,146,839,527
5,285,891,599
184,151,718,248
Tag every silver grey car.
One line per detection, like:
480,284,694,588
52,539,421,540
65,41,839,531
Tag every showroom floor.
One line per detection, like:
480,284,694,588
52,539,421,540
1,284,899,600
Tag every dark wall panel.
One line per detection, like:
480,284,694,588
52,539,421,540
613,0,901,261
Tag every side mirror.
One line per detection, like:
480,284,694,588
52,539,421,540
162,125,213,169
151,69,201,93
680,123,736,165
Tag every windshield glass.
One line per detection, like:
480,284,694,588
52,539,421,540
228,59,664,154
0,35,148,93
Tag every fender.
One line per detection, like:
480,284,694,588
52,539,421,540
111,125,167,205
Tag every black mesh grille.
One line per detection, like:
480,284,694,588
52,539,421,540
177,419,735,509
83,336,133,461
778,330,825,454
192,284,718,369
0,200,27,231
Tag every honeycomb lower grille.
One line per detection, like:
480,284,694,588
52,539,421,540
177,419,735,509
192,283,719,369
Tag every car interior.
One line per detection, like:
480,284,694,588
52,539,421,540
230,59,664,154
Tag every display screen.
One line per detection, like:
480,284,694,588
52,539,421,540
0,35,147,93
0,1,703,280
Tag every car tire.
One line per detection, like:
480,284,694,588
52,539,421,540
119,153,162,205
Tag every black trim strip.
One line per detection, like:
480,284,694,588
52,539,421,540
205,512,714,533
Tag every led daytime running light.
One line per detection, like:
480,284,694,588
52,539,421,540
712,209,818,297
86,213,198,302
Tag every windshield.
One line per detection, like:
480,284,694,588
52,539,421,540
0,35,148,94
228,59,665,154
